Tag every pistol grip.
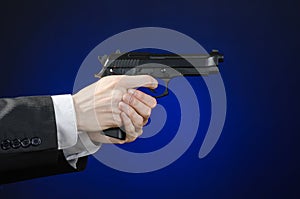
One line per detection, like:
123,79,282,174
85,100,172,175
102,127,126,140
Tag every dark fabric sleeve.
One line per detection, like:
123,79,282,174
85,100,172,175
0,96,88,184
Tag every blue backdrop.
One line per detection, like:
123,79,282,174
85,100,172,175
0,0,299,198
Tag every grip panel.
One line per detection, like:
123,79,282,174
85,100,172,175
102,127,126,140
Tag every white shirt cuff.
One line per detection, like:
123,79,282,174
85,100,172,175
51,94,101,168
64,131,101,161
51,95,77,149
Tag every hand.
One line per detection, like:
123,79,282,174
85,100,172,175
72,75,158,144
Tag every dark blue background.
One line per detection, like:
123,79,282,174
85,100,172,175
0,0,299,198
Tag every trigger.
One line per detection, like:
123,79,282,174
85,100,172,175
149,88,156,93
155,88,169,98
153,79,170,98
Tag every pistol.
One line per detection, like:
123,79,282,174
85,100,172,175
95,49,224,140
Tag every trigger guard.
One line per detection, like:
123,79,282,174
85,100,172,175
146,79,170,98
153,88,169,98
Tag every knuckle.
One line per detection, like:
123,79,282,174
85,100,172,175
126,127,135,135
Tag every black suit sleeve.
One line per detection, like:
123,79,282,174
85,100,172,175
0,96,88,184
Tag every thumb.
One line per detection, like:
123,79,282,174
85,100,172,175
120,75,158,89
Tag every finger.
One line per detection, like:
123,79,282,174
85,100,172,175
125,126,142,143
143,118,149,125
127,89,157,108
122,93,152,119
135,127,143,136
108,137,127,144
120,112,138,137
107,133,139,144
119,101,144,129
120,75,158,89
124,134,138,143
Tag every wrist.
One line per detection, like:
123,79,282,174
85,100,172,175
72,94,84,131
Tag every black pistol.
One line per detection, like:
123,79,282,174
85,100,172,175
95,49,224,140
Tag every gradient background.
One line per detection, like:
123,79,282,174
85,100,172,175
0,0,299,198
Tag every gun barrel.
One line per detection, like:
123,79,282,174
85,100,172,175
96,50,223,78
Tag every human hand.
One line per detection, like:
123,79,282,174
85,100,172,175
72,75,158,144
